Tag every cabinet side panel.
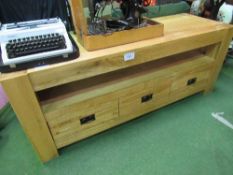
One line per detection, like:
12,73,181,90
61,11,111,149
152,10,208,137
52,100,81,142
205,27,233,92
1,74,58,162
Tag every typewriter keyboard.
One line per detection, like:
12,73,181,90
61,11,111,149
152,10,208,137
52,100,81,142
6,33,66,59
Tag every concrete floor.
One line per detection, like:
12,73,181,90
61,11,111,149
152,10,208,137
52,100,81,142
0,60,233,175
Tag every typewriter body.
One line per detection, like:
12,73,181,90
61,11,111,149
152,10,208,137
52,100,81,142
0,18,74,67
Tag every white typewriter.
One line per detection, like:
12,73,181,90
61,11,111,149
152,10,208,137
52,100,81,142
0,18,73,67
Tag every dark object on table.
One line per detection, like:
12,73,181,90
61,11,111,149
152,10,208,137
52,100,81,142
0,0,73,31
87,0,149,35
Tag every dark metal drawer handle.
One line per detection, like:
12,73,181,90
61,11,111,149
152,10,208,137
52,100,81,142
187,78,197,86
80,114,96,125
141,94,153,103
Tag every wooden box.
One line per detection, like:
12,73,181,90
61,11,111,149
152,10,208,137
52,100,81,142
70,0,164,51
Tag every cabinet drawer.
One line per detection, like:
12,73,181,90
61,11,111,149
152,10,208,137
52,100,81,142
170,68,210,98
119,77,171,119
44,94,118,147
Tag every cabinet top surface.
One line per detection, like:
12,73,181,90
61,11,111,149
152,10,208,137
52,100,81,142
0,13,232,81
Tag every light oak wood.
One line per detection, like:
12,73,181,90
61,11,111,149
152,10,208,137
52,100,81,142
46,93,118,148
42,53,213,147
39,51,211,113
81,20,164,51
0,14,232,162
171,70,211,93
119,78,171,119
70,0,164,51
24,14,226,91
0,74,58,162
205,27,233,93
70,0,88,36
28,28,225,91
50,81,208,149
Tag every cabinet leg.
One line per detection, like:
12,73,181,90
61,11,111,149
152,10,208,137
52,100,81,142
205,28,233,93
1,73,58,162
203,87,214,94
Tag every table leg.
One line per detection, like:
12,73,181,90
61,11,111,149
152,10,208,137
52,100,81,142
1,73,58,162
205,28,233,93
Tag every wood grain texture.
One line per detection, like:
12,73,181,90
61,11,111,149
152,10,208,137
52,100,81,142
40,52,212,113
24,14,230,91
49,79,207,149
205,27,233,93
70,1,164,51
42,53,214,148
81,20,164,51
0,14,233,162
29,29,225,91
70,0,88,36
46,93,119,148
171,70,211,93
0,74,58,162
119,78,171,119
1,14,231,85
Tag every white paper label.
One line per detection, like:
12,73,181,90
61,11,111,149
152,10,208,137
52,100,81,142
124,52,135,61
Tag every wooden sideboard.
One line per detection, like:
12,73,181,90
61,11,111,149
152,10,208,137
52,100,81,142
1,14,233,162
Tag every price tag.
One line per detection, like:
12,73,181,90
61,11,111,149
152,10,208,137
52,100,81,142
124,52,135,62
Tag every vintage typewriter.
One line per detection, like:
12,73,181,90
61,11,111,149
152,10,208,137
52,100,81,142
0,18,77,70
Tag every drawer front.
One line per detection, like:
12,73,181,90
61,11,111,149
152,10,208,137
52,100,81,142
44,94,118,147
170,68,210,99
171,69,210,92
119,77,171,119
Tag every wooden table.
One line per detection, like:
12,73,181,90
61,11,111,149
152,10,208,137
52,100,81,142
1,14,233,162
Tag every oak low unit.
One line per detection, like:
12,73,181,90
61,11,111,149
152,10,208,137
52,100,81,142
1,14,232,162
